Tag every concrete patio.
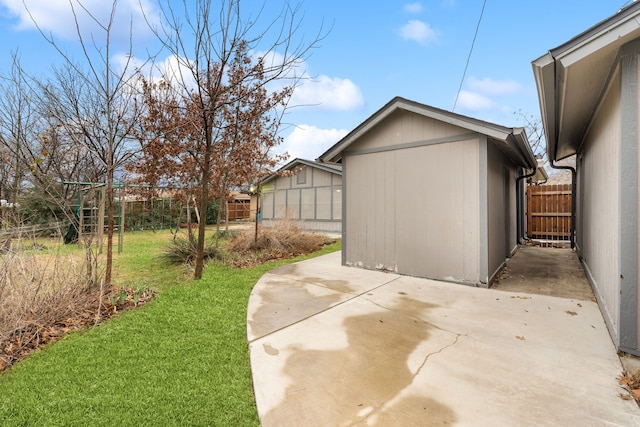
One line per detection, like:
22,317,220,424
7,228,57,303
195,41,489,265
247,250,640,426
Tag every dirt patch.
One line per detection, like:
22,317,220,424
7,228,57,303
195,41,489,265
491,245,595,301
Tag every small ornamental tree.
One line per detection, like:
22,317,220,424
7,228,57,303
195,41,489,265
140,0,324,279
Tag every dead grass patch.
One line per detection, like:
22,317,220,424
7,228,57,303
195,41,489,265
0,223,335,373
0,238,152,372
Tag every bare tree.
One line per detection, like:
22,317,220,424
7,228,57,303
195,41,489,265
25,0,151,286
515,110,546,162
144,0,325,279
0,54,37,210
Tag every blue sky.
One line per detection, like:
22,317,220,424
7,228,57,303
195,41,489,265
0,1,631,161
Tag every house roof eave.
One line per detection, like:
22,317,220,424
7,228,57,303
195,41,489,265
532,2,640,162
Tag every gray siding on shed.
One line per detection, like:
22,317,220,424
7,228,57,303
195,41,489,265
320,97,535,288
343,109,483,284
487,140,519,283
261,164,342,233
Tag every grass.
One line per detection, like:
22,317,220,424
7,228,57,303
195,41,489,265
0,229,341,426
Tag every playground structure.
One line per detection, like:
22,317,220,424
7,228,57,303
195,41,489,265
67,182,184,253
65,182,255,252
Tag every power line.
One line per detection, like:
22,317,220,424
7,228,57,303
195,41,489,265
452,0,487,112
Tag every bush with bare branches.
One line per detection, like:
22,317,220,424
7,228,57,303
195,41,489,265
0,233,109,372
227,221,335,267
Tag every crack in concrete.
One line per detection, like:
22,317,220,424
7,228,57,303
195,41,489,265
345,298,464,427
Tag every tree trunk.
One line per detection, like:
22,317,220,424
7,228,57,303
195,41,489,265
254,184,260,244
194,141,211,280
104,151,114,287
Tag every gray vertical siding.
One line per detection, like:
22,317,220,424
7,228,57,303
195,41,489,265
260,166,342,233
486,141,518,284
343,110,482,284
478,136,489,285
620,47,639,353
580,67,622,346
486,144,509,282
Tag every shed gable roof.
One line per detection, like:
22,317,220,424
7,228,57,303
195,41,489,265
532,2,640,161
317,97,536,169
261,158,342,185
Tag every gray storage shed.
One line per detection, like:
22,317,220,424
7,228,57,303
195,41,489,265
319,97,537,286
260,158,342,234
533,2,640,355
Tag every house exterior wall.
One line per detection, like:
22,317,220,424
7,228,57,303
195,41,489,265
636,63,640,352
620,48,640,353
637,67,640,352
343,109,483,284
577,67,622,342
261,166,342,233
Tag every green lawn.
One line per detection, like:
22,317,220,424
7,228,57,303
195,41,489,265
0,230,341,426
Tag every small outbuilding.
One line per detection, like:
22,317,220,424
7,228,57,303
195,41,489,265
260,158,342,234
533,2,640,355
319,97,537,286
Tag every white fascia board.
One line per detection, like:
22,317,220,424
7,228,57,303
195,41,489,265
398,101,511,142
555,15,640,67
319,105,397,162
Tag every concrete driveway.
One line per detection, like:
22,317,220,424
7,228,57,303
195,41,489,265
247,251,640,426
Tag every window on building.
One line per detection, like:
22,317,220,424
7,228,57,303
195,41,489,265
296,166,307,185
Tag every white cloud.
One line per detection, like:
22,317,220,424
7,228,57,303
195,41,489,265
292,75,364,111
279,125,348,161
399,19,438,44
467,77,523,96
456,90,495,111
0,0,158,42
403,3,423,13
156,55,197,87
252,51,363,112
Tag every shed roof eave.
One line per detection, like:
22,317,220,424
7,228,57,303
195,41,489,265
510,128,538,170
318,97,529,164
260,157,342,185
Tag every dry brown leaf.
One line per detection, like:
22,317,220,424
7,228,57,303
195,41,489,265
619,375,630,386
516,336,525,340
565,311,577,316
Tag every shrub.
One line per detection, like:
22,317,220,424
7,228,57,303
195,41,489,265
161,237,221,265
227,221,335,266
0,236,103,371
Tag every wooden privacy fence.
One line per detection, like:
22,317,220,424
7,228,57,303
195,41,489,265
526,183,572,241
227,201,251,221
